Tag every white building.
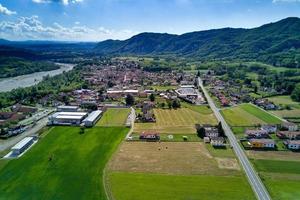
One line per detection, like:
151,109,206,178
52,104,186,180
48,112,87,125
261,125,277,133
57,105,79,112
83,110,103,127
11,137,34,155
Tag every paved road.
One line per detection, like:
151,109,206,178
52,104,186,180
0,114,49,152
198,77,271,200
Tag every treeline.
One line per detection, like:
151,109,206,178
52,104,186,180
210,62,299,98
0,57,60,78
0,66,84,109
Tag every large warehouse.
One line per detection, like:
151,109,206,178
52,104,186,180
48,112,88,125
83,110,103,127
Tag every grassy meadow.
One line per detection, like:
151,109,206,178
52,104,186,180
0,126,128,200
221,103,282,126
108,172,256,200
96,108,130,127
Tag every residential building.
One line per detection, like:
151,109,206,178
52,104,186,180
282,122,298,131
284,140,300,150
210,137,225,147
276,131,300,140
261,125,277,133
245,129,269,138
139,131,160,141
249,139,275,148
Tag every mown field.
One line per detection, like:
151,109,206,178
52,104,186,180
96,108,130,127
221,103,282,126
0,126,128,200
108,172,255,200
134,107,217,134
251,159,300,200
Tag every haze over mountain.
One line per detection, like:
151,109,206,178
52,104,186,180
95,17,300,67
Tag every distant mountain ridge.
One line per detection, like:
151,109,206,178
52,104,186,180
95,17,300,67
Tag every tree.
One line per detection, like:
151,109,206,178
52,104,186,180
79,127,85,134
167,101,172,109
196,124,205,138
197,70,201,77
291,83,300,102
172,99,181,109
149,93,155,102
217,122,225,137
125,94,135,106
160,102,165,108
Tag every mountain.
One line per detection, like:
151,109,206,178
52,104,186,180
95,17,300,67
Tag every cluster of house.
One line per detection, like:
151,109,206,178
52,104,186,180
203,125,225,147
48,105,103,127
204,75,253,107
245,122,300,150
254,99,277,110
136,101,156,122
0,104,37,138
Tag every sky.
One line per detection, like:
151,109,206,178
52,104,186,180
0,0,300,41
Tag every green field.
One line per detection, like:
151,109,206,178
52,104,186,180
0,126,128,200
108,172,255,200
97,108,130,126
221,103,282,126
250,159,300,200
252,159,300,174
134,108,217,133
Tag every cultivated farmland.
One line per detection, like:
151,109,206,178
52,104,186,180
134,108,217,134
97,108,130,127
0,126,129,200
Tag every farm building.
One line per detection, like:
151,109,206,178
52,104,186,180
282,122,298,131
139,131,160,141
276,131,300,140
245,129,269,138
57,105,79,112
48,112,88,125
83,110,103,127
210,137,225,147
249,139,275,149
284,140,300,150
261,125,277,133
205,129,219,138
11,137,34,155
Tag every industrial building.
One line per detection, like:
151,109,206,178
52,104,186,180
48,112,87,125
11,137,34,155
83,110,103,127
57,105,79,112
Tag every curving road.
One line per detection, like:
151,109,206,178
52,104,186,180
198,77,271,200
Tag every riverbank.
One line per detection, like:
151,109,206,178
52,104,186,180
0,63,74,92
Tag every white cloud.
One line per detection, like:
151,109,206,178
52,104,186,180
32,0,83,5
272,0,300,3
0,15,137,41
0,3,17,15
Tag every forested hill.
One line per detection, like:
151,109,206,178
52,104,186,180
95,17,300,67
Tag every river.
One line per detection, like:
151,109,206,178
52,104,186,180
0,63,75,92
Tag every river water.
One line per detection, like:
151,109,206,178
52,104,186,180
0,63,75,92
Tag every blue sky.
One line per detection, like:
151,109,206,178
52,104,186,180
0,0,300,41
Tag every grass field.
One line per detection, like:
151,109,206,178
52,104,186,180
252,159,300,174
108,172,256,200
221,103,282,126
250,159,300,200
0,126,128,200
134,108,217,134
96,108,130,127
